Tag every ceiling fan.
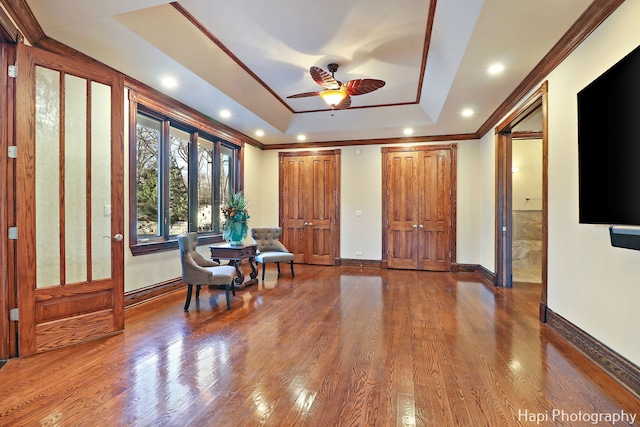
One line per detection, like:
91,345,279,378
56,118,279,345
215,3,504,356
287,63,386,109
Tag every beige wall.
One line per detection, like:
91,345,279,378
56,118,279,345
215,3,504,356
245,141,481,263
512,139,542,211
544,0,640,364
477,0,640,364
478,131,496,271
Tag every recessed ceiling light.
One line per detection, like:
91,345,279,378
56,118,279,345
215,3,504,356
403,128,414,135
161,77,177,88
297,134,306,141
255,130,264,137
220,110,231,119
488,63,505,75
462,109,474,117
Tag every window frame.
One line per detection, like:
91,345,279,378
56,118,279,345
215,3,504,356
128,87,244,255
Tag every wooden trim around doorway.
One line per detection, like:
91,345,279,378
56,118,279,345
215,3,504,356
494,81,548,300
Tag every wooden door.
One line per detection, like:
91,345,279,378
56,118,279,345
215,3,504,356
280,155,308,263
386,151,420,269
15,44,124,356
418,149,451,271
383,146,455,271
279,150,340,265
307,154,337,265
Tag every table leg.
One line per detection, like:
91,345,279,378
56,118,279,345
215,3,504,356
249,256,258,281
231,260,245,286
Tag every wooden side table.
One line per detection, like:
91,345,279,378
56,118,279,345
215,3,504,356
209,242,258,288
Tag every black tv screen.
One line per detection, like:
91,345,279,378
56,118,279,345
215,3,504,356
577,44,640,226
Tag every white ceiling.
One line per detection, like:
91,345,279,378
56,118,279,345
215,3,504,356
26,0,593,146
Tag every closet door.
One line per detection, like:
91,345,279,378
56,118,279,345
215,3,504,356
418,149,452,271
280,155,308,263
279,150,340,265
386,151,420,269
307,154,337,265
382,146,455,271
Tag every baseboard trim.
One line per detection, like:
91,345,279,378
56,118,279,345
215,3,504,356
545,307,640,399
124,278,183,308
341,259,382,268
478,265,496,286
451,263,479,273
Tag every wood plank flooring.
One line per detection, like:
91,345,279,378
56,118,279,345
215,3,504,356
0,265,639,426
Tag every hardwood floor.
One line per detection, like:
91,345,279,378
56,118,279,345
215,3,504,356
0,265,639,426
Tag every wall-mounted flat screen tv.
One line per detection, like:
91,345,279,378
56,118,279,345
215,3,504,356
577,44,640,226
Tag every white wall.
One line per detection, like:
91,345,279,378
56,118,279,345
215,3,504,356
476,0,640,364
544,0,640,364
478,131,496,271
512,139,542,211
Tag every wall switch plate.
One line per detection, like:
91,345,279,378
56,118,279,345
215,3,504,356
355,251,362,256
355,210,362,216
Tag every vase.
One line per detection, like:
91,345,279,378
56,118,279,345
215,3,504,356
229,221,246,246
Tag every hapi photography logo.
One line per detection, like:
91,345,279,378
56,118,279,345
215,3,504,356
518,409,637,425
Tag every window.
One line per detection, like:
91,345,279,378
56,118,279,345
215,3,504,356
130,103,241,254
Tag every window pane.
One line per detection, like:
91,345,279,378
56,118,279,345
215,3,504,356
197,136,214,232
220,145,235,229
136,114,161,239
35,66,61,288
64,74,88,284
169,127,190,235
91,81,112,280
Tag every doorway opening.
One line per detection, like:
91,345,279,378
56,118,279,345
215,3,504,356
512,113,543,285
495,82,549,322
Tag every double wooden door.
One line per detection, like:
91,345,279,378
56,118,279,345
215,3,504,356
382,146,455,271
279,150,340,265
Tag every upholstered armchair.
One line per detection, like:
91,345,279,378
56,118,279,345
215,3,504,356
250,227,295,281
177,233,237,310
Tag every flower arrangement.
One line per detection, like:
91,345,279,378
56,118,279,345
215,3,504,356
221,191,250,244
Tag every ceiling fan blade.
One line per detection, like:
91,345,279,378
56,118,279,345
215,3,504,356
310,66,340,90
287,91,321,99
343,79,386,96
334,95,352,110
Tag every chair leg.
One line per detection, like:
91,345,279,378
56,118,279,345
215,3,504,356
276,262,281,274
184,284,194,311
262,263,266,281
195,284,201,298
290,261,295,277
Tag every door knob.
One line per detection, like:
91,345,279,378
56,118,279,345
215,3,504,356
418,225,424,229
308,222,313,226
412,224,418,228
104,234,124,242
304,222,309,226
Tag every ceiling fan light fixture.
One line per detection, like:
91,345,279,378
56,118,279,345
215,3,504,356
320,88,347,107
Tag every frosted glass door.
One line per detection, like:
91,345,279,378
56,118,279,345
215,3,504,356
35,68,112,288
16,43,124,356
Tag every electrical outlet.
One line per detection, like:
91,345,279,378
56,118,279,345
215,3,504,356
355,251,362,256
